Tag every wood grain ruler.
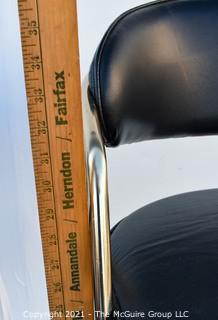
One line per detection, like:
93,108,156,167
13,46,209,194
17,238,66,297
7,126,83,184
17,0,94,319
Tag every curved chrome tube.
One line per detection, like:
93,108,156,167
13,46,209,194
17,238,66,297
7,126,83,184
82,79,112,319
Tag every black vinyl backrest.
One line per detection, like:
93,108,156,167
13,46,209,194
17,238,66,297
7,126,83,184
89,0,218,147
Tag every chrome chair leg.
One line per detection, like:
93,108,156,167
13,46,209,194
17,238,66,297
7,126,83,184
82,80,112,319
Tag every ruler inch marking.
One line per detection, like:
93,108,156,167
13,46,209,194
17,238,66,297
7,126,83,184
35,0,67,315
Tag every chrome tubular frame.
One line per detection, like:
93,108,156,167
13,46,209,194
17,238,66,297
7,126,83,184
82,79,112,319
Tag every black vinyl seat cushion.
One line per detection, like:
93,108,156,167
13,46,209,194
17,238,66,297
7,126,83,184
111,189,218,319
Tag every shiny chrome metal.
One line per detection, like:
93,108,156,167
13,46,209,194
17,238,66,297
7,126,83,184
82,78,112,319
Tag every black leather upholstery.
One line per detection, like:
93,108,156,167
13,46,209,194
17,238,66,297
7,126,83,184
89,0,218,147
111,189,218,319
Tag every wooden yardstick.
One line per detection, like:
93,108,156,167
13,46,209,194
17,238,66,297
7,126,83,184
17,0,94,319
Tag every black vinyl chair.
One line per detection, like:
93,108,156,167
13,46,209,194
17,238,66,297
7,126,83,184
86,0,218,318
